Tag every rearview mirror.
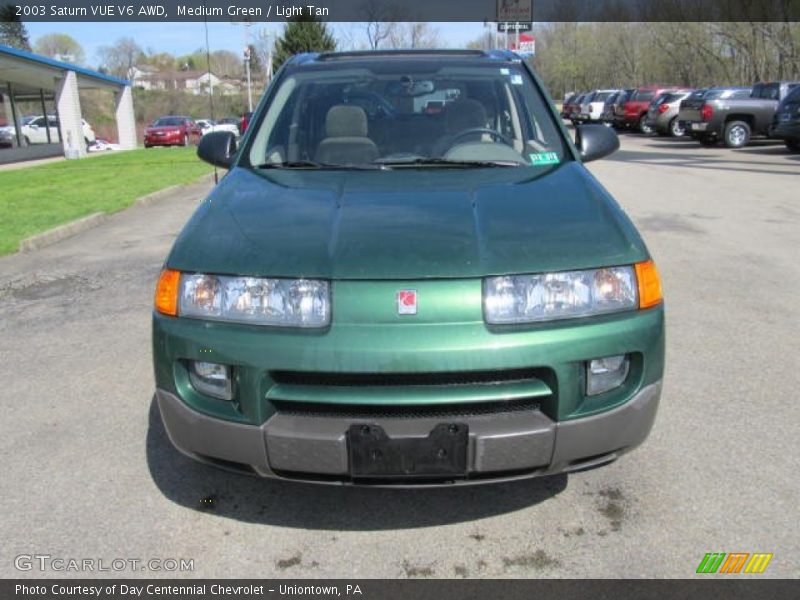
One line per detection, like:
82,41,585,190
386,79,435,97
197,131,236,169
575,124,619,162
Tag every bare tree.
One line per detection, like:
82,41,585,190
387,23,439,49
98,37,144,78
359,0,407,49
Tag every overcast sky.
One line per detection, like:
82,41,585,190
24,22,488,67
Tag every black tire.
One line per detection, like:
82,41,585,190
785,139,800,153
638,114,653,134
669,117,685,138
723,120,751,148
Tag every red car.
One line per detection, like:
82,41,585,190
620,86,680,133
144,116,202,148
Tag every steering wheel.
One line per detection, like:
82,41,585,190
446,127,513,150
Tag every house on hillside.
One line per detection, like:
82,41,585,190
131,69,225,95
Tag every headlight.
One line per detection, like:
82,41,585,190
179,273,330,327
484,266,637,324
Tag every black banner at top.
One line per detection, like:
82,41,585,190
2,0,800,22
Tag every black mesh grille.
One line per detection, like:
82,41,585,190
270,397,541,419
270,368,546,388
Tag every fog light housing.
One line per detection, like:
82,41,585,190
189,361,232,400
586,355,629,396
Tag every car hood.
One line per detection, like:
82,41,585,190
167,163,648,280
146,126,182,133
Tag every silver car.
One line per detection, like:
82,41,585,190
646,90,694,137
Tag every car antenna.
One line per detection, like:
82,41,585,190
203,9,218,185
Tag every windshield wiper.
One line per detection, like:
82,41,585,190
372,157,521,168
255,160,385,170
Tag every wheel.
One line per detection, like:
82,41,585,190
638,114,653,134
785,139,800,153
698,135,717,147
183,134,189,147
669,117,685,138
723,120,750,148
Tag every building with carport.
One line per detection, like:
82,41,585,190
0,44,136,164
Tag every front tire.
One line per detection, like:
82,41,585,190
723,120,751,148
638,114,653,134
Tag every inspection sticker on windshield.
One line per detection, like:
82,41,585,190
530,152,560,165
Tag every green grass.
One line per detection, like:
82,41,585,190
0,148,213,255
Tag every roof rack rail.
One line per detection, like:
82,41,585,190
316,49,490,61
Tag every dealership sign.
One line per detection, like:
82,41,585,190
497,22,533,32
511,33,536,56
497,0,532,22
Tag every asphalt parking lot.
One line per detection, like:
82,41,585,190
1,132,798,579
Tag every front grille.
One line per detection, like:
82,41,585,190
270,367,546,388
270,397,541,419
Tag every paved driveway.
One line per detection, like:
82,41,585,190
1,135,798,578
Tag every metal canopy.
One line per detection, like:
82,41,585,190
0,44,129,91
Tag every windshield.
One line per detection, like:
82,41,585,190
246,61,569,169
594,91,613,102
784,85,800,103
153,117,184,127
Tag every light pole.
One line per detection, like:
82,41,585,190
258,29,274,84
243,45,253,112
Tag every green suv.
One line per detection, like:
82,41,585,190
152,50,664,485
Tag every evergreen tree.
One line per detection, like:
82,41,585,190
273,17,336,73
0,6,32,51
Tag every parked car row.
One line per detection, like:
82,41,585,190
562,80,800,151
144,115,246,148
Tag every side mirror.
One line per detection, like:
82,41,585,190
29,124,39,130
575,124,619,162
197,131,236,168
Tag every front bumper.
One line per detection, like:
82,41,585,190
156,380,662,485
145,134,183,146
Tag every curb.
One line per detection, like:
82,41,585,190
17,174,215,254
20,212,108,253
134,183,184,207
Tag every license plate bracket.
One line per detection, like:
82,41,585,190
348,423,468,480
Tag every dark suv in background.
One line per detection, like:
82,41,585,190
770,85,800,152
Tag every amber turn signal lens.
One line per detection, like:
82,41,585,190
635,260,662,309
155,269,181,316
